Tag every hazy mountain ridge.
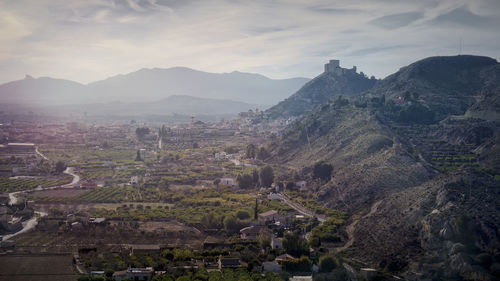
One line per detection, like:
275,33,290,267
0,75,88,105
87,67,309,105
273,55,500,279
45,95,262,116
0,67,309,107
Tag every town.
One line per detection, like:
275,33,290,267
0,113,368,281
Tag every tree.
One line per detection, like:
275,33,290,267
213,178,220,188
245,144,256,159
252,169,259,186
312,161,333,182
201,213,222,229
236,210,250,220
55,160,66,174
135,150,142,161
319,254,338,272
283,231,309,257
135,127,150,140
257,147,270,160
237,174,253,189
282,256,312,272
259,165,274,187
258,229,272,250
254,198,258,220
223,215,239,232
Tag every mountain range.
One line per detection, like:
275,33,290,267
0,67,309,107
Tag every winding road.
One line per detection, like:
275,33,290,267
276,193,327,222
275,193,384,255
5,166,81,241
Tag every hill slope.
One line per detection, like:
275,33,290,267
266,65,377,118
365,55,499,121
273,55,500,279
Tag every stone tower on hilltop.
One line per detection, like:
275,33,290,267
324,59,357,75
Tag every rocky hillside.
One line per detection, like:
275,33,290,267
266,66,377,119
273,55,500,279
364,55,499,121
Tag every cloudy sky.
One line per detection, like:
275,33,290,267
1,0,500,84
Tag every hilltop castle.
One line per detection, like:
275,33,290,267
324,60,357,75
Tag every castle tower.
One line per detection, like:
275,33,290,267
324,59,342,75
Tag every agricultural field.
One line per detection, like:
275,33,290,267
0,175,73,193
388,123,480,172
87,188,294,224
30,188,88,198
0,254,77,281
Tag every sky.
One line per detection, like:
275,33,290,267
1,0,500,84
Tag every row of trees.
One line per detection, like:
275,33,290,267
245,144,270,160
236,165,274,189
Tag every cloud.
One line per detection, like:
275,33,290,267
370,11,424,29
0,0,499,84
431,6,498,28
346,45,414,57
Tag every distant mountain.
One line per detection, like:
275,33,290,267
0,68,309,106
46,95,261,116
87,67,309,105
0,75,88,105
273,55,500,279
266,61,377,118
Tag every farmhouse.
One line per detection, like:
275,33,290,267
130,244,161,255
1,143,36,154
262,261,282,273
218,257,241,269
295,181,307,189
258,210,280,223
220,177,235,186
240,225,270,240
203,236,232,250
113,267,154,281
88,217,106,225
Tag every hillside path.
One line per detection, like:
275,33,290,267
333,200,382,253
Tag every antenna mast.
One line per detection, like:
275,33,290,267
459,37,462,55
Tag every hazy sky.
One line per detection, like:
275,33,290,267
1,0,500,84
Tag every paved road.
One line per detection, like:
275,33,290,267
277,193,327,223
35,146,49,161
5,166,81,241
2,211,48,240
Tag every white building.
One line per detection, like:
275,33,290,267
271,237,282,249
220,177,235,186
129,176,139,185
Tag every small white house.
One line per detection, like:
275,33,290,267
296,181,307,189
271,237,282,249
220,177,235,186
129,176,139,185
215,152,227,161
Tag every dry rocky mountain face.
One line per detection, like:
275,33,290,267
269,55,500,280
266,65,377,119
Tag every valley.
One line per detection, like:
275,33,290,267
1,55,499,281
